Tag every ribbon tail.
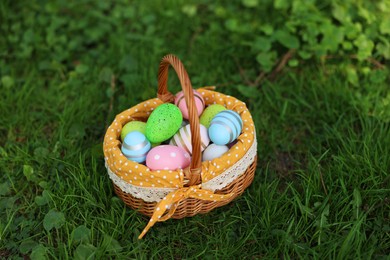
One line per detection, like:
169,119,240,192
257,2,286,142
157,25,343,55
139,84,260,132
138,189,186,239
138,186,235,239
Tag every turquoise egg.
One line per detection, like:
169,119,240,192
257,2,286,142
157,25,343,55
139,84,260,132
121,131,151,163
208,110,243,145
146,103,183,143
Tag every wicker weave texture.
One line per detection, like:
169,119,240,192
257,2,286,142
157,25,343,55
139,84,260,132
113,156,257,219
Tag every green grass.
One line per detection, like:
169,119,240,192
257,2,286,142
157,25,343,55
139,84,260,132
1,0,390,259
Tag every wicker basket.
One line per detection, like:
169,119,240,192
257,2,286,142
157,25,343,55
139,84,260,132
103,54,257,238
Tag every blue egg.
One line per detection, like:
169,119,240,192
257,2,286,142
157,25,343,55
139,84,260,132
121,131,151,163
208,110,243,145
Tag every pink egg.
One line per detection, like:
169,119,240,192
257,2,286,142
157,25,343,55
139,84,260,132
146,145,191,171
175,90,205,119
169,124,210,154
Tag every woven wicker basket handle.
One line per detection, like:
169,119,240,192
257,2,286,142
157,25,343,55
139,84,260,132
157,54,202,186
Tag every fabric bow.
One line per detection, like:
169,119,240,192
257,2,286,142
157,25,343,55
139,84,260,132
138,185,234,239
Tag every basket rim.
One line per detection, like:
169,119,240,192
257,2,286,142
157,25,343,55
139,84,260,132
103,88,256,190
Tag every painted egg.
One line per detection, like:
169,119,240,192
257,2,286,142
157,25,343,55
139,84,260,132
146,103,183,143
181,120,189,127
200,104,226,128
202,144,229,162
121,121,160,147
169,124,210,154
121,121,146,142
146,145,191,171
175,90,205,119
208,110,243,145
121,131,151,163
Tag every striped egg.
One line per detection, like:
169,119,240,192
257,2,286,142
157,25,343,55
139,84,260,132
121,131,151,163
175,90,205,119
169,124,210,154
208,110,243,145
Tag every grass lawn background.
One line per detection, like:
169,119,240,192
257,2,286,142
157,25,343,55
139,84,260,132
1,0,389,258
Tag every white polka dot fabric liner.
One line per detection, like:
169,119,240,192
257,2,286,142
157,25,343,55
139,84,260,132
103,88,256,199
105,137,256,202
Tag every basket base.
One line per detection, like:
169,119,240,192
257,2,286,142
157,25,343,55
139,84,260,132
113,156,257,219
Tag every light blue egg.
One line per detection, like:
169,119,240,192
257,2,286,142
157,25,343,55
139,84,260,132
121,131,151,163
209,110,243,145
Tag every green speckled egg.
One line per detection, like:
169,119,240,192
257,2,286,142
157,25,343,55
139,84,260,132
146,103,183,143
200,104,226,128
121,121,160,147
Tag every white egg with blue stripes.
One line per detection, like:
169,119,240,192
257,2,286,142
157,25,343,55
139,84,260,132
121,131,151,163
208,110,243,145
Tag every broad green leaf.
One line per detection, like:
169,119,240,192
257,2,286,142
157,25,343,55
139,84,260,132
259,24,273,35
256,51,277,72
274,30,300,49
72,225,91,243
320,23,345,52
23,165,35,181
1,75,14,88
0,196,17,210
35,196,48,206
361,67,371,75
378,1,390,12
39,181,49,190
358,6,374,24
274,0,289,9
225,19,239,32
182,5,197,16
345,23,362,40
74,244,96,260
346,67,359,86
236,85,261,98
242,0,258,8
105,87,115,98
380,17,390,35
298,50,312,60
74,244,97,260
377,42,390,59
332,4,349,23
99,67,113,84
369,69,389,84
252,36,272,52
43,209,65,232
141,14,156,25
30,245,47,260
353,35,374,60
34,147,49,160
214,6,227,17
342,41,353,51
0,182,11,196
122,7,135,18
75,64,89,74
20,240,38,254
103,235,122,253
288,59,299,67
35,191,50,206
